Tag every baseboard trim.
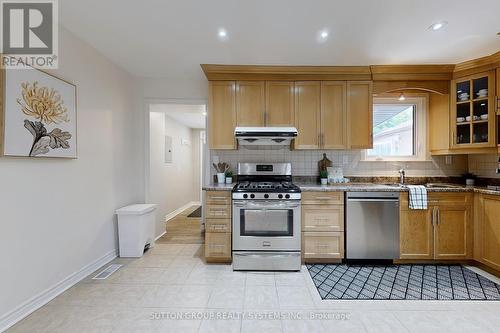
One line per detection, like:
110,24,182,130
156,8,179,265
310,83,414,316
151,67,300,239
164,201,200,223
155,231,166,241
0,249,117,332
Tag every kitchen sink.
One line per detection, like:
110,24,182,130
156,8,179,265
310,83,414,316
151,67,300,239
424,183,463,189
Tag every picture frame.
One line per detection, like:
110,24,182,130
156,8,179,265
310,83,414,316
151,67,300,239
0,61,77,158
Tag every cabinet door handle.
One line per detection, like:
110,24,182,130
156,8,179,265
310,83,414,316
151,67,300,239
436,207,440,225
432,207,436,226
315,197,332,200
210,196,227,200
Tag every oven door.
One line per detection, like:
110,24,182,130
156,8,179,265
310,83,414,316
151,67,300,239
232,200,301,251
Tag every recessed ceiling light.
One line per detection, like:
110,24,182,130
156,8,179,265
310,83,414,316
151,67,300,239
202,111,207,116
398,93,406,101
429,21,447,31
218,28,228,39
317,29,330,43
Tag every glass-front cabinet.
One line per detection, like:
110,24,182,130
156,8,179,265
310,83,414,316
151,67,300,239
451,71,496,149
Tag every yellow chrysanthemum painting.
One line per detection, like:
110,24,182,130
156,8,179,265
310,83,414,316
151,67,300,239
2,67,77,158
17,81,70,125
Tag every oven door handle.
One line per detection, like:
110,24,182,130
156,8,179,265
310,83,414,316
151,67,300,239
233,201,300,209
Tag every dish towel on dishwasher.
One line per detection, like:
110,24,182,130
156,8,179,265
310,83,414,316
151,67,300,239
406,185,428,210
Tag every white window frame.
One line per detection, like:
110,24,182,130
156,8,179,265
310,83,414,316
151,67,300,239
362,94,430,162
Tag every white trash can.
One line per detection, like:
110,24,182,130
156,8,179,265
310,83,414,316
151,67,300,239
115,204,157,257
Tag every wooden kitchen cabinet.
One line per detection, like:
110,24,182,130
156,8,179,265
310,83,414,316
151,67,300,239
294,81,347,150
208,81,236,149
399,208,434,259
434,204,471,259
265,81,295,126
399,192,472,260
474,194,500,271
303,232,344,259
428,93,451,154
302,205,344,232
236,81,265,126
302,191,345,262
204,190,232,262
294,81,321,149
497,68,500,149
347,81,373,149
322,81,347,149
450,71,496,149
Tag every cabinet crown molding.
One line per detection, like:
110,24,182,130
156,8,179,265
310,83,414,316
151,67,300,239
201,51,500,82
200,64,372,81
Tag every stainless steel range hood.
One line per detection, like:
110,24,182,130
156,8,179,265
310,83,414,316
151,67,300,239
235,127,298,146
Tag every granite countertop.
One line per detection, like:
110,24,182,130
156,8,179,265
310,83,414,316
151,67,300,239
203,182,500,196
203,183,235,191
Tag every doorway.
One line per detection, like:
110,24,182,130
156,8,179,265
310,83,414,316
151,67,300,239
147,102,207,239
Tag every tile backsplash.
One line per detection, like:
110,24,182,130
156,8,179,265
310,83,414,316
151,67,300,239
211,147,468,178
468,154,500,178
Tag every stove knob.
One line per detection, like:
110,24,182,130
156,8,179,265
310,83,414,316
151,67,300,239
264,194,269,199
285,194,290,199
243,194,248,199
250,194,255,199
278,194,283,199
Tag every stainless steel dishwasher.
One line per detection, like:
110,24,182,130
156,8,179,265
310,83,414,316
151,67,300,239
346,192,400,259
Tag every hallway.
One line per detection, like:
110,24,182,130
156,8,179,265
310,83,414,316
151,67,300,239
156,205,204,245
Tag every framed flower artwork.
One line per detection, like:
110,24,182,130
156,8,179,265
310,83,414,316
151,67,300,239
0,64,77,158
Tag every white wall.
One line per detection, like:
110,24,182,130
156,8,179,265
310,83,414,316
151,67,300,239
0,28,143,328
149,113,201,237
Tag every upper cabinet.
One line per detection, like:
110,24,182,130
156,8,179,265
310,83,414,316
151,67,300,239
347,81,373,149
265,81,295,126
208,81,236,150
236,81,265,126
321,82,347,149
497,68,500,150
294,81,321,149
451,71,496,149
294,81,349,150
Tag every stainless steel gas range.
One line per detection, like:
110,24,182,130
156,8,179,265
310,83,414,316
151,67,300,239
232,163,302,271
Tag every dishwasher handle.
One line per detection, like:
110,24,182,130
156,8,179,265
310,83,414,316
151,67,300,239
347,198,399,203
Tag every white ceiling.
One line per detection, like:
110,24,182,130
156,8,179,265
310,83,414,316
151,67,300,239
150,104,206,129
60,0,500,80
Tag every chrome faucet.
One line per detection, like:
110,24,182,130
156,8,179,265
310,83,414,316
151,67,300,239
398,169,406,185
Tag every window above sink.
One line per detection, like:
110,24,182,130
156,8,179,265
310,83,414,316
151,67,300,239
363,95,429,162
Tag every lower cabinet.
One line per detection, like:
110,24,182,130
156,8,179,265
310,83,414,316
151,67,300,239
302,191,345,262
205,232,232,260
303,232,344,259
400,208,433,259
474,194,500,271
204,191,232,263
399,192,472,260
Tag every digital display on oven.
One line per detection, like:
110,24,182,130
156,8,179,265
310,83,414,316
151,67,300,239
256,165,273,172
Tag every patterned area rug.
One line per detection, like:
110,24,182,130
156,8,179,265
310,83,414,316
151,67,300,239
307,264,500,300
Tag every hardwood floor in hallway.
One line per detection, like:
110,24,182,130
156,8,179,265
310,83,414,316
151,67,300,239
156,205,204,245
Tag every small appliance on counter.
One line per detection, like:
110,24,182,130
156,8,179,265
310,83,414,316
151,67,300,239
232,162,301,271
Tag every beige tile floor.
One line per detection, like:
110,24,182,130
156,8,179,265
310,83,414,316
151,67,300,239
7,242,500,333
7,205,500,333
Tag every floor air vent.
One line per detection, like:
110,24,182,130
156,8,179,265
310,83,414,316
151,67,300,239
92,264,122,280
